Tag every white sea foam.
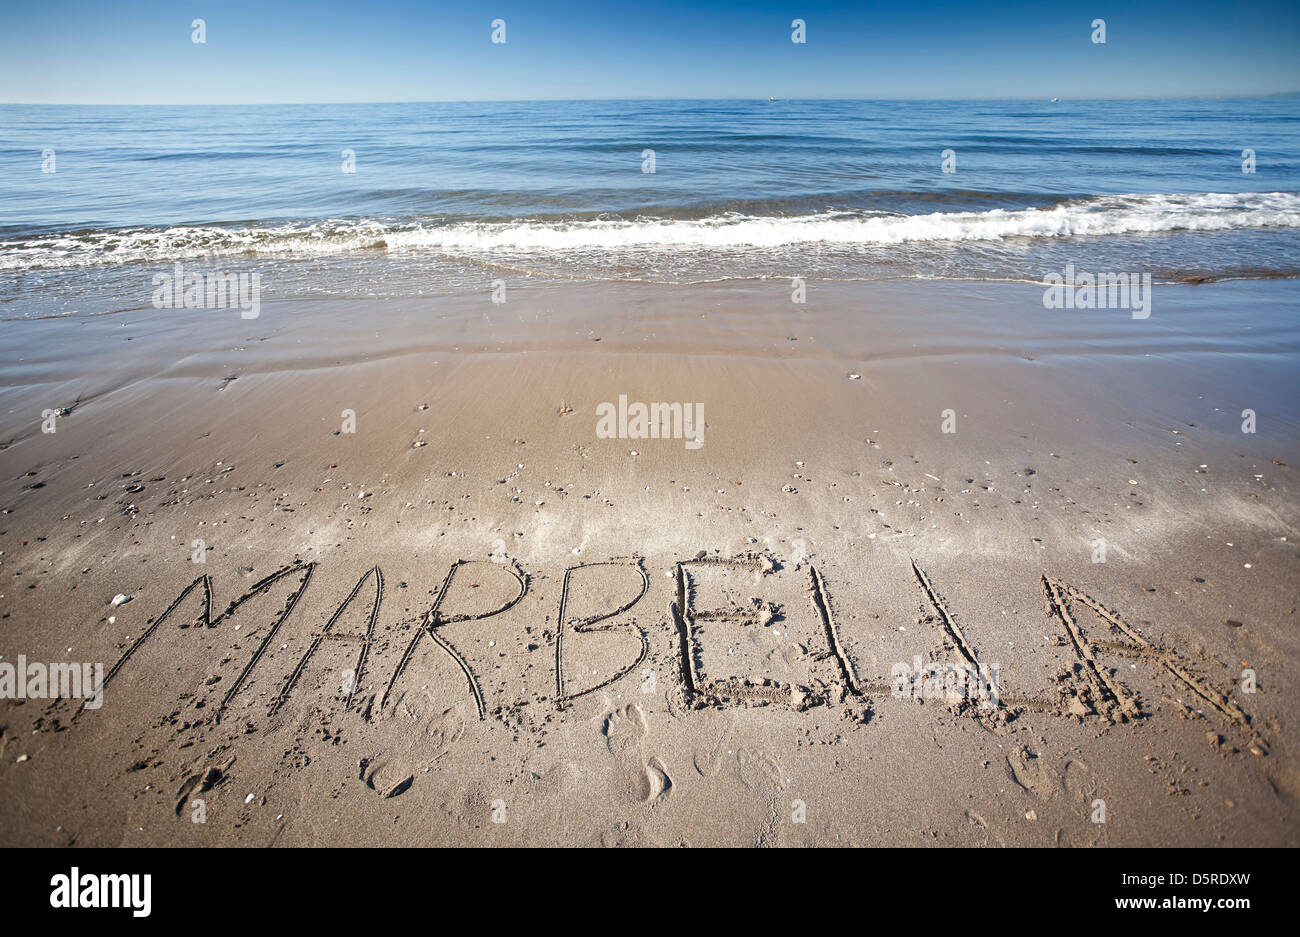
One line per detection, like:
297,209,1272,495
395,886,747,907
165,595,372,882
2,193,1297,269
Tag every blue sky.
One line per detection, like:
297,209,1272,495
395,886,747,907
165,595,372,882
1,0,1297,104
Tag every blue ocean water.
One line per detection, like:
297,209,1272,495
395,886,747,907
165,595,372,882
1,98,1298,310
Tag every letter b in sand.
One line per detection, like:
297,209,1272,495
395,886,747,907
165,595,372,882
940,408,957,434
791,19,806,43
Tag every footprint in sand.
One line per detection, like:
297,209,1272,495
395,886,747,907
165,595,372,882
689,713,732,777
1055,757,1106,847
693,744,725,778
734,748,785,846
1062,757,1095,801
600,821,651,847
636,757,674,804
173,758,234,816
360,758,414,798
690,735,783,798
423,707,466,751
601,703,672,805
736,747,784,796
360,693,468,798
602,704,647,755
965,809,1007,847
1006,744,1061,802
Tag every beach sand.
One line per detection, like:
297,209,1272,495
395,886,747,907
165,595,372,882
0,277,1297,846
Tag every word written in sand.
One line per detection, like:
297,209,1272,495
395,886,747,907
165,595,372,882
73,555,1266,756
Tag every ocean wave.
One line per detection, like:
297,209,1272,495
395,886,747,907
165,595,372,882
2,192,1298,270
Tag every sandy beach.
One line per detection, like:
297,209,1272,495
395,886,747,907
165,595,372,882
0,275,1295,846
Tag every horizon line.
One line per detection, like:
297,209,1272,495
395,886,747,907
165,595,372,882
4,92,1300,107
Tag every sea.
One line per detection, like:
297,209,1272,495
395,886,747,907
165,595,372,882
2,97,1298,317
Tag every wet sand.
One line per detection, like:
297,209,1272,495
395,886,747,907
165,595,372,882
0,277,1297,846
